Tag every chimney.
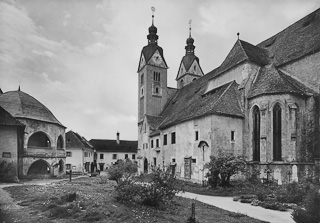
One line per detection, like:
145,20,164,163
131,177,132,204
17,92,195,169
116,132,120,144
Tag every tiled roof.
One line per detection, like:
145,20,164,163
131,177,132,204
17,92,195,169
211,40,269,79
158,73,244,129
0,106,24,126
66,131,93,149
0,90,65,127
258,8,320,66
138,44,168,71
146,115,163,130
89,139,138,153
248,64,315,99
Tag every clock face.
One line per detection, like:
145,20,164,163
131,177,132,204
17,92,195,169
151,51,163,65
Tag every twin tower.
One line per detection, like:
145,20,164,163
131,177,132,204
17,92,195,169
137,12,204,121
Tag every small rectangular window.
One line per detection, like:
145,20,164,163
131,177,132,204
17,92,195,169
172,158,176,163
171,132,176,144
100,154,104,159
153,157,156,166
151,140,154,148
195,131,199,141
132,154,136,160
2,152,11,158
66,152,72,157
163,134,167,145
84,152,88,157
66,164,71,170
156,139,159,147
112,154,117,160
125,154,128,159
192,158,197,163
231,131,235,141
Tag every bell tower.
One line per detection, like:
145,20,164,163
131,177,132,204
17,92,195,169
137,7,168,122
176,20,204,89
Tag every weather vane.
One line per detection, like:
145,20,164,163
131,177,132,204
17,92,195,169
151,7,155,25
189,19,192,37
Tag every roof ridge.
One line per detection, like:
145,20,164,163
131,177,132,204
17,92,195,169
238,40,250,61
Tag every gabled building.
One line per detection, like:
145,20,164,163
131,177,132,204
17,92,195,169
137,9,320,184
90,132,138,171
0,89,66,179
66,130,94,174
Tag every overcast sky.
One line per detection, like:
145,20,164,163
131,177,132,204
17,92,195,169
0,0,319,141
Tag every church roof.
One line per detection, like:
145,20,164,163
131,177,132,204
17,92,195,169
66,131,93,149
158,76,244,129
0,105,25,127
248,64,315,99
211,40,269,79
0,90,65,127
258,8,320,66
138,44,168,71
146,115,163,130
176,54,203,80
89,139,137,153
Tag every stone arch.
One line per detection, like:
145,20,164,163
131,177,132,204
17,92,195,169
27,131,52,148
57,135,64,149
144,158,148,173
58,159,64,173
27,159,51,175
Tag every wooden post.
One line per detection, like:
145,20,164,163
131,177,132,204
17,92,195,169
69,169,72,182
191,203,195,220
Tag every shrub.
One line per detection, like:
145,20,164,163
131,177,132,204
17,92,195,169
205,152,246,188
108,159,138,184
292,189,320,223
276,182,309,205
115,168,179,207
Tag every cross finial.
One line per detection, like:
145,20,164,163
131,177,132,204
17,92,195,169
189,19,192,38
151,6,155,25
237,32,240,40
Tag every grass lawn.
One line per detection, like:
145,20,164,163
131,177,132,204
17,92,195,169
1,176,267,223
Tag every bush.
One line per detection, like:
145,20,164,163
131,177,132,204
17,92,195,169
292,189,320,223
205,152,246,188
115,168,179,207
276,182,309,205
107,159,138,184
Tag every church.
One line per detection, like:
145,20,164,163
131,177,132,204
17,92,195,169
137,8,320,184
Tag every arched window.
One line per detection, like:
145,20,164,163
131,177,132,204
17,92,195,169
273,103,282,161
153,72,160,81
252,106,260,161
141,74,144,85
57,135,64,149
180,79,184,88
27,132,51,148
155,87,159,94
193,78,197,82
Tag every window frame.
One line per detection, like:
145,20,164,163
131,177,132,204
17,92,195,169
171,132,176,144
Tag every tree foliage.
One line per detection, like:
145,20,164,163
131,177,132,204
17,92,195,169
205,152,246,187
0,160,13,182
107,159,138,184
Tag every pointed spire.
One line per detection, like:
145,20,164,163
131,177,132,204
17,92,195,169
185,19,195,55
147,7,158,45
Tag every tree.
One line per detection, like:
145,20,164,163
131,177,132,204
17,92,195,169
205,152,246,187
107,159,138,184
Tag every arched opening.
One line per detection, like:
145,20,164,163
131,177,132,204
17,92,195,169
252,106,260,161
57,135,64,149
27,132,51,148
27,160,50,176
144,158,148,173
58,159,64,172
273,103,282,161
192,78,197,82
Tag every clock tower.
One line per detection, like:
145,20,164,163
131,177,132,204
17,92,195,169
137,8,168,122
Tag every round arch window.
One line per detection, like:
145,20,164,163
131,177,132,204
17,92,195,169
27,132,51,148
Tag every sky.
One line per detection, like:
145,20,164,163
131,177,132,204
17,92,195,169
0,0,319,141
